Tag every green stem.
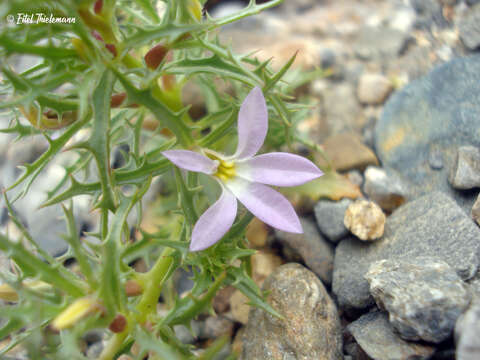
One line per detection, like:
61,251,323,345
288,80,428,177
136,247,175,323
98,327,130,360
98,247,175,360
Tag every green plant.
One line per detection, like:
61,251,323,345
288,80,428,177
0,0,326,358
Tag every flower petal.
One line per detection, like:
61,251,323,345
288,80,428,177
233,86,268,160
162,150,217,174
226,177,302,233
190,187,237,251
236,152,323,187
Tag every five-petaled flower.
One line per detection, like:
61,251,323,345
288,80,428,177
162,87,323,251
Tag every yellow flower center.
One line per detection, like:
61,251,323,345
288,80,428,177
216,160,236,182
204,150,236,182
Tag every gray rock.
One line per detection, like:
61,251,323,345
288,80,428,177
276,219,334,285
458,4,480,50
467,271,480,296
343,341,370,360
202,316,235,340
174,320,203,344
346,170,364,188
314,199,351,243
332,192,480,311
241,263,342,360
449,146,480,190
347,311,435,360
363,167,408,212
428,146,444,170
354,26,410,60
472,193,480,225
366,257,471,343
455,300,480,360
437,0,458,6
320,84,365,139
375,55,480,212
411,0,448,28
86,341,104,359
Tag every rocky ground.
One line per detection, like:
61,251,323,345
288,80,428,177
2,0,480,359
209,0,480,359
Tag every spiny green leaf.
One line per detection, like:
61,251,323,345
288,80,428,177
173,167,198,226
0,234,85,297
88,69,116,211
198,107,236,148
100,177,152,314
228,266,283,319
133,0,161,22
161,271,226,326
208,0,285,27
165,55,258,86
124,23,203,48
135,326,184,360
61,204,97,287
0,35,77,59
6,111,91,192
263,51,297,93
112,69,193,146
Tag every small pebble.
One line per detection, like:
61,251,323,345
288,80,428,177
472,193,480,225
428,146,444,170
344,199,386,241
363,166,407,212
314,199,352,243
357,73,394,105
458,3,480,49
448,146,480,190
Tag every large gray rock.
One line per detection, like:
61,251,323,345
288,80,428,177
333,192,480,311
276,219,334,285
374,55,480,212
347,311,435,360
456,300,480,360
241,263,342,360
366,257,471,343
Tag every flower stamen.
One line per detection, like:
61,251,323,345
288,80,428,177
215,160,236,182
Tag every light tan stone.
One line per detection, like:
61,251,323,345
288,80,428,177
344,199,386,241
357,73,393,105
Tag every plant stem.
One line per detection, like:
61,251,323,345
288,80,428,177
98,246,175,360
135,247,175,323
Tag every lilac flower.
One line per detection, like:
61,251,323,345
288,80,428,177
163,87,323,251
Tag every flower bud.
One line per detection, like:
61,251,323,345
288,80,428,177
0,281,51,302
91,31,117,57
144,44,168,70
125,279,143,297
20,106,76,130
108,313,127,333
105,43,117,57
91,30,103,42
110,93,127,108
187,0,203,21
94,0,103,14
52,297,99,330
71,38,91,63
